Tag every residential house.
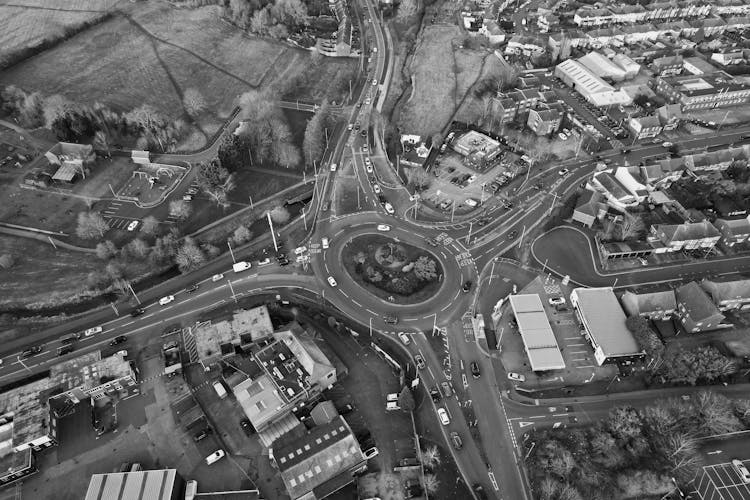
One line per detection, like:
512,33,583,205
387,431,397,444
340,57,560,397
650,221,721,251
713,0,750,16
572,190,608,227
693,17,727,36
714,218,750,246
723,16,750,31
591,170,641,209
628,115,663,139
538,13,560,33
711,51,745,66
479,20,506,44
504,34,548,56
574,8,613,27
610,4,647,24
619,24,660,44
701,278,750,310
44,142,95,184
651,55,683,76
527,107,563,136
675,281,726,333
656,103,683,130
491,97,518,124
620,290,677,320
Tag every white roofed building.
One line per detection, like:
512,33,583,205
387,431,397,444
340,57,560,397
508,295,565,371
578,52,627,82
555,59,632,107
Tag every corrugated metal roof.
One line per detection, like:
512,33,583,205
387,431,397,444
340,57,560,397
84,470,176,500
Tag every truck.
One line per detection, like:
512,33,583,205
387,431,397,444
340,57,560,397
232,261,251,273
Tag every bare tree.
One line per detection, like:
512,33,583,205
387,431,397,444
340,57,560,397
423,474,440,494
232,225,252,245
268,205,291,224
95,240,118,260
169,200,192,220
76,212,109,239
407,168,432,192
127,238,150,259
419,445,441,469
0,254,15,269
175,238,206,273
140,215,160,236
183,88,207,116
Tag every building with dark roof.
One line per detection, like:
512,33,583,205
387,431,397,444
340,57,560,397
701,278,750,311
527,107,563,136
675,282,726,333
651,221,721,252
572,190,607,227
655,72,750,111
620,290,677,320
651,55,683,77
271,416,366,500
570,287,645,365
694,459,750,499
715,218,750,246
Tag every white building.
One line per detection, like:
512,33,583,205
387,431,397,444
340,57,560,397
578,51,628,82
555,59,632,106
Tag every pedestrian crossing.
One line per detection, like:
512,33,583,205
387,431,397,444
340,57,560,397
182,328,199,364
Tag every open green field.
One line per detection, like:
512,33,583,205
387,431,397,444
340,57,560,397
0,2,356,151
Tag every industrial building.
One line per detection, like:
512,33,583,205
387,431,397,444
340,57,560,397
655,72,750,110
570,287,644,365
578,51,628,81
555,59,632,106
693,459,750,500
508,295,566,371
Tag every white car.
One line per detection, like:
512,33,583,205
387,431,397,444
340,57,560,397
558,168,569,176
327,276,337,287
558,132,568,140
386,393,399,402
508,372,526,382
362,145,368,153
257,258,271,266
437,408,450,426
377,224,391,231
733,459,750,483
294,246,308,256
373,184,381,194
548,296,566,306
398,332,410,345
364,98,371,105
83,326,103,337
386,401,401,411
330,163,337,172
372,78,378,86
366,163,373,173
212,273,224,282
347,123,353,131
322,237,329,249
159,295,175,306
127,220,139,231
384,202,394,215
364,447,379,459
205,450,226,465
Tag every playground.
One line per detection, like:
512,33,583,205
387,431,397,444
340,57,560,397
116,162,187,207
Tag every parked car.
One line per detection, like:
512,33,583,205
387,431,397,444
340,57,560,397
415,355,425,370
364,447,379,459
508,372,526,382
450,431,463,449
240,419,253,435
733,459,750,483
440,381,452,397
548,296,566,306
398,332,410,345
437,407,450,425
194,427,213,442
205,450,226,465
430,387,441,402
127,220,139,231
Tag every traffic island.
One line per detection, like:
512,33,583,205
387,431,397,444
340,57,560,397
341,234,443,305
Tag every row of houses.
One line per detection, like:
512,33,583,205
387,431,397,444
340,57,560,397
491,87,566,135
573,2,748,28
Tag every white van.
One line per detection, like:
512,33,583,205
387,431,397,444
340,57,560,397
205,450,226,465
465,198,478,207
386,401,401,411
232,261,251,273
213,381,227,399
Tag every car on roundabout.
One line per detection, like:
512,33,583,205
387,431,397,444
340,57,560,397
377,224,391,231
415,355,425,369
398,332,410,345
462,281,472,293
327,276,337,287
384,315,398,324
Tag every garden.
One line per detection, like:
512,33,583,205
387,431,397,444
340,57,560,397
341,234,443,304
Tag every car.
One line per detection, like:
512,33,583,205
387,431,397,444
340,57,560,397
386,393,399,403
473,483,489,500
462,281,472,293
415,354,425,370
360,130,367,137
127,220,139,231
330,163,337,172
321,200,331,212
20,346,43,359
384,315,398,324
278,257,290,266
347,123,353,131
110,335,127,346
294,246,308,255
327,276,337,287
558,168,569,176
662,141,674,148
437,407,450,425
240,419,253,435
362,145,368,152
508,230,518,239
548,296,566,306
508,372,526,382
83,326,103,337
398,332,410,345
159,295,175,306
130,308,145,317
57,345,74,356
558,132,568,140
386,401,401,411
337,403,354,415
366,163,373,173
426,238,438,246
205,450,226,465
182,194,192,201
430,387,441,402
470,361,480,378
377,224,391,231
354,122,361,130
193,427,213,442
186,283,199,293
384,202,394,215
257,257,271,266
163,324,182,336
440,381,452,398
373,184,381,194
321,237,329,249
450,431,463,450
364,447,379,459
733,459,750,483
211,273,224,282
364,98,371,105
477,218,489,226
372,78,378,86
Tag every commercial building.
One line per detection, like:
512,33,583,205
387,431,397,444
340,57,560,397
271,416,366,500
527,107,563,136
578,51,628,81
555,59,632,106
44,142,96,184
694,459,750,500
507,295,566,371
675,282,726,333
590,170,642,210
655,72,750,111
612,54,641,79
682,57,720,76
193,306,275,367
570,287,644,365
451,130,502,164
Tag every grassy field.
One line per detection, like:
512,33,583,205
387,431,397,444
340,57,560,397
0,2,354,150
0,0,118,68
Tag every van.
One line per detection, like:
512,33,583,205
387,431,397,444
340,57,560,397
386,393,399,402
465,199,478,207
386,401,401,411
57,345,74,356
232,261,251,273
213,381,227,399
205,450,226,465
60,333,80,345
185,480,198,500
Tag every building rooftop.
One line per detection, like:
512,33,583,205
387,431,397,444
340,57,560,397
84,469,178,500
663,72,750,97
194,306,274,365
656,221,721,242
0,447,32,481
508,295,565,371
556,59,614,95
594,171,632,201
50,350,131,394
621,290,677,317
0,377,52,450
233,373,287,431
676,281,724,323
701,278,750,305
571,287,642,357
695,459,750,499
273,416,364,500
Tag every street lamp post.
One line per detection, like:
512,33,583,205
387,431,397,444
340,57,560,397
227,279,238,303
227,240,236,264
17,356,31,373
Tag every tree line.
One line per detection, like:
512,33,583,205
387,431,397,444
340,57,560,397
0,86,186,153
527,391,750,500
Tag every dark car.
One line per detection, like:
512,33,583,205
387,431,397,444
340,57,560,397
240,419,253,435
130,307,145,317
360,130,367,137
470,361,480,378
110,335,127,346
462,281,472,293
430,387,441,403
163,324,182,336
476,218,489,226
21,346,43,359
473,484,489,500
425,238,439,247
193,427,213,442
337,404,355,415
185,284,199,293
450,431,463,449
322,201,331,211
508,230,518,239
57,345,74,356
384,315,398,325
415,355,426,370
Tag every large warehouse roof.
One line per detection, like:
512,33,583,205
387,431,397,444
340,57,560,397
85,470,177,500
556,59,613,95
508,295,565,371
570,288,641,359
579,52,627,80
